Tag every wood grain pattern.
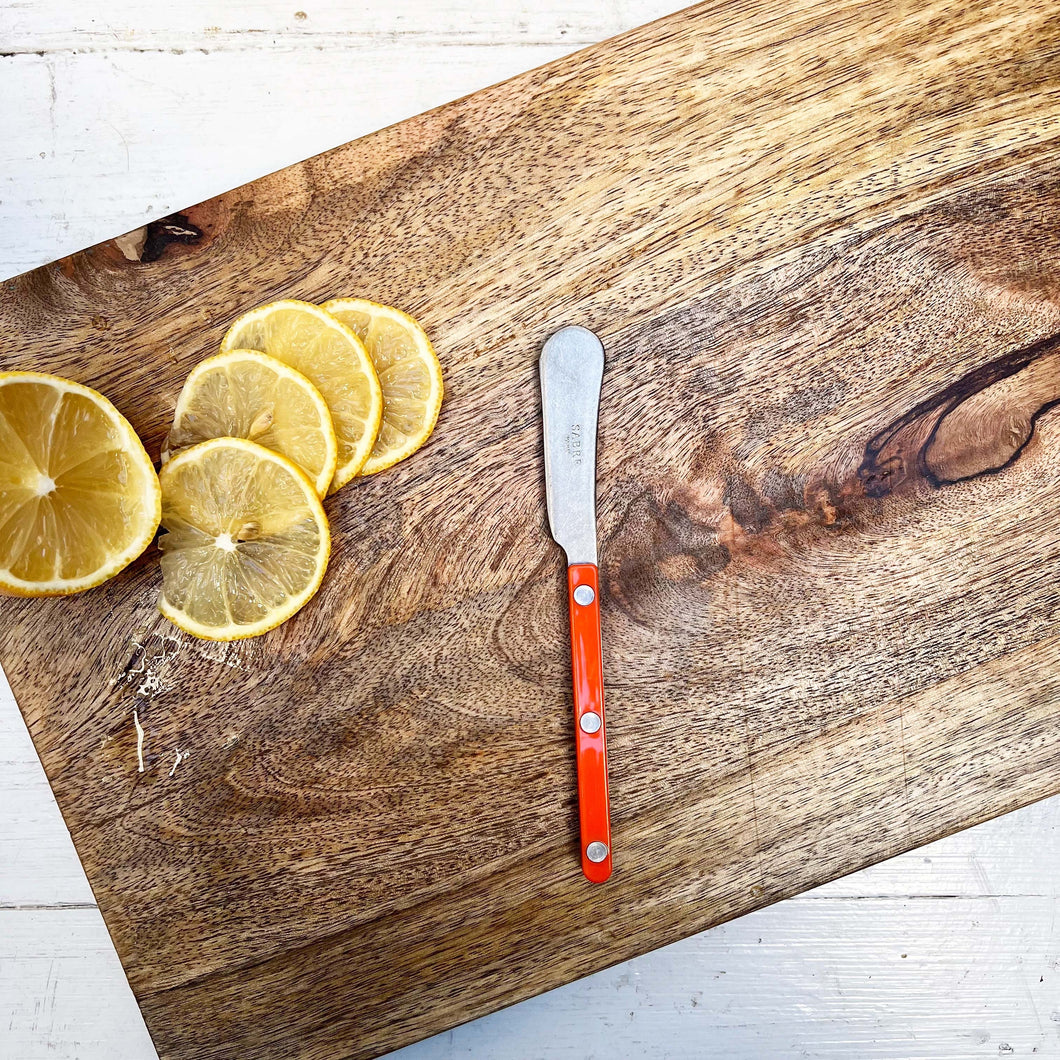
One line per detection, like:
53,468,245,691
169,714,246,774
3,1,1060,1056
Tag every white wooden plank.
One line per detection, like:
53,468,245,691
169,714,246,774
0,0,684,51
4,896,1055,1060
0,764,97,908
0,4,686,279
0,44,573,278
0,910,157,1060
0,669,98,908
389,896,1059,1059
811,798,1060,899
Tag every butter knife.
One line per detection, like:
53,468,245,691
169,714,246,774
540,325,612,884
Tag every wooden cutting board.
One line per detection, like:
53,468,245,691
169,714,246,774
3,1,1060,1057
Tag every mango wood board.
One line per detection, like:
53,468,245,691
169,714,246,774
3,1,1060,1057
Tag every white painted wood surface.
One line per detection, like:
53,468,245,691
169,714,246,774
0,0,680,280
2,3,1059,1058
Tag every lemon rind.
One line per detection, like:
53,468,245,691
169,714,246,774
321,298,444,477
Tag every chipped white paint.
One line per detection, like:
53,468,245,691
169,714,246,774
2,2,1060,1058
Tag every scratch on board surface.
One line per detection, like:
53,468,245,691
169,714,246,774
193,638,245,670
728,551,766,886
168,748,190,778
898,700,910,802
118,630,182,699
132,709,145,773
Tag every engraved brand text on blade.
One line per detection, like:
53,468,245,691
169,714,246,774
566,423,583,465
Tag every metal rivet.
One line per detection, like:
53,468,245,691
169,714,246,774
586,841,609,863
573,584,595,606
579,711,602,734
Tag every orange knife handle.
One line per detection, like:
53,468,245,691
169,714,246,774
567,562,612,883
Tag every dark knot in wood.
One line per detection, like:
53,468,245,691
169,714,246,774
859,332,1060,498
142,213,204,263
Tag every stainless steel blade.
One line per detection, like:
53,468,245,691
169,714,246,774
540,325,604,566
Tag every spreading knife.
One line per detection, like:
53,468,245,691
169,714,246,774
540,325,612,884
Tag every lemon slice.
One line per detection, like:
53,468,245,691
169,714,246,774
162,349,338,498
220,301,382,493
158,437,330,640
0,371,160,596
323,298,444,475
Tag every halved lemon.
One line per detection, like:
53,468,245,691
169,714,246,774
323,298,444,475
157,437,330,640
162,349,338,498
0,371,160,596
220,301,382,493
